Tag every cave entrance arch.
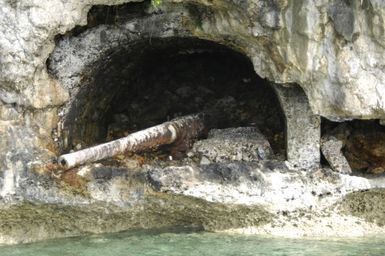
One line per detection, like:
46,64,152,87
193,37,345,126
49,36,286,159
47,1,322,168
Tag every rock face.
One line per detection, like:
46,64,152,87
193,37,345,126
321,135,352,174
190,127,274,164
1,0,385,244
344,121,385,174
1,0,385,169
1,0,384,118
147,158,381,212
273,84,321,169
322,120,385,174
0,0,385,127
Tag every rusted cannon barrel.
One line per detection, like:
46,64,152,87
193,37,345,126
58,113,206,169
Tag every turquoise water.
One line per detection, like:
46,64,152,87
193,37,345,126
1,230,385,256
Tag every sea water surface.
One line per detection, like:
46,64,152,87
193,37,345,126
1,230,384,256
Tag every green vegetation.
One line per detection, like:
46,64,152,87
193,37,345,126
151,0,162,8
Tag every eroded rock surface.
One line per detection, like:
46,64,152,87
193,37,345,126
345,125,385,174
321,135,352,174
0,196,270,245
1,0,385,150
273,84,321,169
0,125,384,243
190,127,273,164
1,0,385,244
148,161,382,212
339,189,385,227
323,120,385,174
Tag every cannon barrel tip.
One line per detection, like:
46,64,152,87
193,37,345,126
57,155,75,169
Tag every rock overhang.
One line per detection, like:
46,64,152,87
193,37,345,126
2,0,385,119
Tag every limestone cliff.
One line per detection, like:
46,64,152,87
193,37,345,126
1,0,385,244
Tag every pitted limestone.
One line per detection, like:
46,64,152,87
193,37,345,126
273,84,321,169
190,127,273,164
321,135,352,174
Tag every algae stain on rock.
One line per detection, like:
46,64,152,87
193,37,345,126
338,188,385,227
0,192,271,244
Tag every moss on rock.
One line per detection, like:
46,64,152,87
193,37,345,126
0,192,271,244
338,189,385,226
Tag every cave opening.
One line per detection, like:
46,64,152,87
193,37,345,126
321,118,385,176
54,37,285,161
48,1,385,173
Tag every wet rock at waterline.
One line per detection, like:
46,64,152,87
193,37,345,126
0,196,271,245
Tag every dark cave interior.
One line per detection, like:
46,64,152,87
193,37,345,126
46,2,385,174
57,37,285,157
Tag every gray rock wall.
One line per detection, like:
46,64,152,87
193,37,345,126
2,0,385,243
1,0,385,184
1,0,385,118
